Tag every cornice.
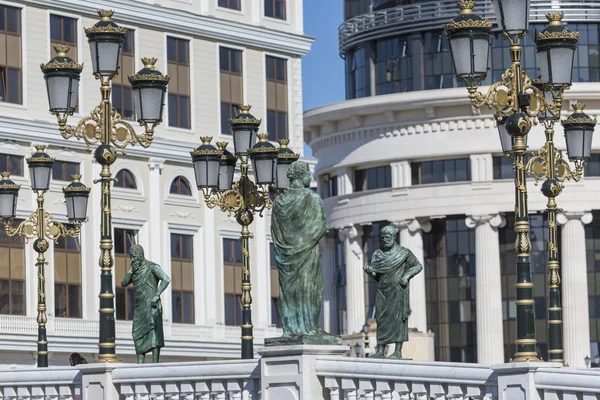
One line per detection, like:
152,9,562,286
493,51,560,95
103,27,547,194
23,0,314,56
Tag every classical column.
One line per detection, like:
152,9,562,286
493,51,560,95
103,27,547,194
339,225,365,334
147,158,164,263
465,214,505,364
321,232,337,334
395,219,430,333
557,211,592,368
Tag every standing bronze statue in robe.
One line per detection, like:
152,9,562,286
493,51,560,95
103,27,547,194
270,161,338,344
364,224,423,359
121,244,171,363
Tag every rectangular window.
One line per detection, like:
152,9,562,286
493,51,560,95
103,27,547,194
54,224,81,318
171,233,194,324
167,36,191,129
266,56,288,141
0,6,22,105
112,29,135,121
411,158,471,185
354,165,391,192
269,242,281,327
223,238,243,326
265,0,286,20
0,221,25,315
50,14,77,109
493,156,514,180
115,228,137,321
218,0,241,10
220,47,243,135
0,153,23,176
52,161,80,181
585,154,600,177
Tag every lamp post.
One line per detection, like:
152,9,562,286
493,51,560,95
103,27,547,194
0,145,90,367
190,105,299,359
40,9,169,363
445,1,593,363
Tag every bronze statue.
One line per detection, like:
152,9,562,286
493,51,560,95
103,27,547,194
121,244,171,363
363,224,423,359
269,161,338,344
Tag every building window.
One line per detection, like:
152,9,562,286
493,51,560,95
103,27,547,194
114,169,137,189
0,6,22,104
354,165,391,192
218,0,241,10
374,37,413,94
0,222,25,315
112,29,135,121
363,221,390,319
269,242,281,327
266,55,288,141
170,176,192,196
171,233,194,324
493,156,513,180
585,154,600,177
324,175,338,198
50,15,77,108
335,229,347,335
52,161,80,181
54,225,81,318
265,0,286,20
423,31,457,90
500,213,552,361
411,158,471,185
586,211,600,360
223,238,243,326
0,153,23,176
220,47,243,135
344,0,370,20
424,217,476,362
115,228,137,321
167,36,191,129
346,46,368,99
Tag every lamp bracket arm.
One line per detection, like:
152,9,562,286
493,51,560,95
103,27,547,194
56,106,103,151
109,107,154,154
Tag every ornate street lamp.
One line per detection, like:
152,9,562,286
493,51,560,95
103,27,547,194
446,1,590,364
191,105,281,359
275,139,300,190
562,102,597,166
41,9,168,363
0,147,89,367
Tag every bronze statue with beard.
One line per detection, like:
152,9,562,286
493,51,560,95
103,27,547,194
121,244,171,363
364,224,423,359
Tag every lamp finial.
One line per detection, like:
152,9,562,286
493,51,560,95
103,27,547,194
546,12,564,26
457,0,475,14
98,10,114,21
200,136,213,145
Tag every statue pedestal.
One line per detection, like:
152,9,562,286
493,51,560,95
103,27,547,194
258,344,348,400
264,334,342,346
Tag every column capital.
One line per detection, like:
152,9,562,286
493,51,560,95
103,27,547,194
338,225,363,242
465,214,506,229
557,211,593,225
148,157,166,172
393,218,432,234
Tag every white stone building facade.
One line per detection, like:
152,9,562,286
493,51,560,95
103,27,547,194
0,0,312,365
306,0,600,369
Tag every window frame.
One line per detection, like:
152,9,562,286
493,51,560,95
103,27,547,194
169,176,192,196
218,0,242,11
264,0,287,21
54,223,82,319
52,160,80,182
0,153,23,176
49,11,81,112
265,55,289,141
219,45,245,135
0,4,23,106
353,165,392,192
223,237,243,326
166,34,192,131
112,28,136,121
170,233,195,324
0,219,25,315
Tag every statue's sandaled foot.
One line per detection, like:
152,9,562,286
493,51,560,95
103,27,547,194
386,351,403,359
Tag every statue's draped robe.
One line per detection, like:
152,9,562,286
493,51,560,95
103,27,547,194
123,261,168,354
369,244,423,344
271,186,327,336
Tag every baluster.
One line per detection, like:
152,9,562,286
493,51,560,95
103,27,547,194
446,383,464,400
211,380,227,400
324,377,341,400
179,381,194,400
242,378,259,400
410,382,428,400
429,383,446,400
3,387,18,400
193,382,210,400
59,385,74,400
376,380,392,400
359,379,375,400
134,383,151,400
17,387,32,400
582,393,598,400
543,390,560,400
119,383,135,400
464,385,484,400
31,386,45,400
341,377,358,400
164,382,180,400
44,386,58,400
227,380,242,400
150,383,165,400
393,382,410,400
562,392,581,400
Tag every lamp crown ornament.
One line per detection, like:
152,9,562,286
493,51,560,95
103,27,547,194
71,174,81,182
572,101,586,112
277,139,290,147
34,144,47,152
98,9,114,21
200,136,213,145
257,133,269,142
1,171,10,180
239,104,252,114
216,141,228,151
457,0,475,14
54,44,70,57
142,57,158,69
546,11,564,25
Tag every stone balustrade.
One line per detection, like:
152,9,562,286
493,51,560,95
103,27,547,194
2,346,600,400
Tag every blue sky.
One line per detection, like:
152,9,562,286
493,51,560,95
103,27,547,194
302,0,345,155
